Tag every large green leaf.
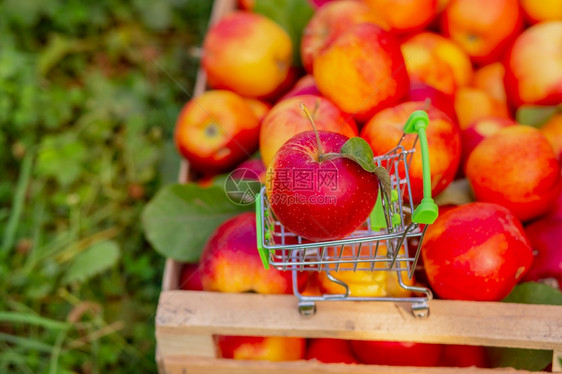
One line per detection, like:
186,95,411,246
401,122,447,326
254,0,314,66
488,282,562,371
141,184,251,262
62,240,120,285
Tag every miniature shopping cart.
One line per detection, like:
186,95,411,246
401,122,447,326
255,111,439,318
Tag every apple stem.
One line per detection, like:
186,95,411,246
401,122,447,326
299,101,325,161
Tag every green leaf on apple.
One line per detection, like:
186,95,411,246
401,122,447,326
141,183,251,262
515,104,562,128
340,137,392,201
340,137,376,172
488,282,562,371
254,0,314,66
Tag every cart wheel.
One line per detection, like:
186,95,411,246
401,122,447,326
412,303,430,318
298,302,316,316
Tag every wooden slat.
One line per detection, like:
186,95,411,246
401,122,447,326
156,291,562,351
159,355,544,374
162,259,182,291
155,332,216,358
554,350,562,372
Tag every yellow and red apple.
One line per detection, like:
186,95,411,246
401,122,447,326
471,62,507,104
313,23,409,122
441,0,523,64
217,335,306,361
401,32,473,96
174,90,260,174
454,87,510,130
301,1,387,73
198,212,295,294
202,12,292,98
520,0,562,23
361,101,461,202
505,21,562,108
260,94,358,167
460,116,516,172
364,0,438,34
466,125,561,221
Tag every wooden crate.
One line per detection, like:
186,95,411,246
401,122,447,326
156,0,562,372
157,259,562,373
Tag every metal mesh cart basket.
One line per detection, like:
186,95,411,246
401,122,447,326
256,111,439,317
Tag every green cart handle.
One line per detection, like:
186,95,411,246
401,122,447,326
404,111,439,225
255,192,270,269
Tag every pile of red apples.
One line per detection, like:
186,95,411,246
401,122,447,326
173,0,562,368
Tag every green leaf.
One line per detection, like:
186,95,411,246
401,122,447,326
488,282,562,371
340,137,376,172
515,104,561,128
254,0,314,66
141,184,251,262
503,281,562,305
341,137,392,200
487,347,552,372
62,240,120,285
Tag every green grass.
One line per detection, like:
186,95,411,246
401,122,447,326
0,0,213,372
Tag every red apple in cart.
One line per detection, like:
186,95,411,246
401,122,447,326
307,338,358,364
266,129,379,242
350,340,443,366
